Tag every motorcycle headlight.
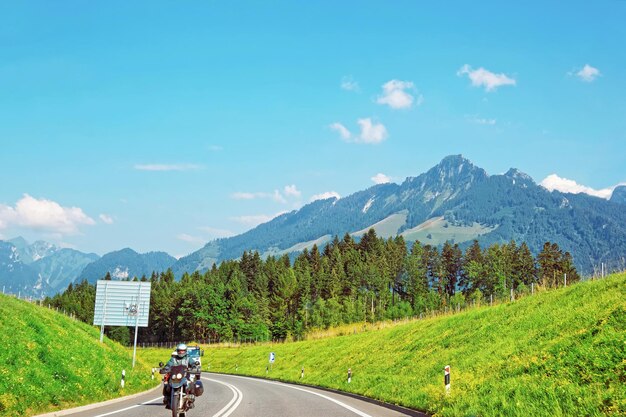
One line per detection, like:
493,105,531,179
176,373,183,380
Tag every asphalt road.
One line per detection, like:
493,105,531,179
65,373,427,417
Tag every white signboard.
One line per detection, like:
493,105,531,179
269,352,275,363
93,280,151,327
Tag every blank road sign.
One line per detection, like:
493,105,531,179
93,280,151,327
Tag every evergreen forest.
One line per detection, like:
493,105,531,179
45,230,580,344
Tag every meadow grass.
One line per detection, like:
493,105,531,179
0,295,157,417
140,273,625,416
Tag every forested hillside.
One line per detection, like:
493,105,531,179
47,231,579,343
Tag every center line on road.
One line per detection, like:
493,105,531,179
203,377,243,417
216,374,374,417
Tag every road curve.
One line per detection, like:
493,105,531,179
62,372,428,417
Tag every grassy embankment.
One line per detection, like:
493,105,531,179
0,294,157,417
140,273,626,416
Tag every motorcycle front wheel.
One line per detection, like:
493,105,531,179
171,392,179,417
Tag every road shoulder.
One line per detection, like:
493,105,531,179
32,384,162,417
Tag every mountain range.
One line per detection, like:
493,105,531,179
2,155,625,296
0,239,174,297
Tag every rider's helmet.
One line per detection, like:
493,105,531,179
176,343,187,358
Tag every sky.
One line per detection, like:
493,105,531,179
1,1,625,258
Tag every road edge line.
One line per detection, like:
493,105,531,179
31,384,162,417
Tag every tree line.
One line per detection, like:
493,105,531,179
45,231,579,344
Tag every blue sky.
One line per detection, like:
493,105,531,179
1,1,625,257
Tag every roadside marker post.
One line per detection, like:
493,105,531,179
347,368,352,383
301,366,304,379
269,352,275,371
444,366,450,394
121,369,126,388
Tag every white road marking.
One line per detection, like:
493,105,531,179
217,374,374,417
203,377,243,417
91,397,162,417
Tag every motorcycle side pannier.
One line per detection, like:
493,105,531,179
192,380,204,396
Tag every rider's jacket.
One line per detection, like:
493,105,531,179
163,355,193,373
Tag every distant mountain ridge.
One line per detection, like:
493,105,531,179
2,155,624,295
0,239,175,296
79,248,176,283
172,155,626,276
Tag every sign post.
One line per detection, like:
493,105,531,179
93,280,151,368
269,352,275,371
347,368,352,383
444,365,451,394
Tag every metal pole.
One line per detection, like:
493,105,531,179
564,273,567,287
132,283,142,368
100,281,109,343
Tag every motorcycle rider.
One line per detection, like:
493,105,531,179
160,343,196,409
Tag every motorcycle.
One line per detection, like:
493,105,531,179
160,363,204,417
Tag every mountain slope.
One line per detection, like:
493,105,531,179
8,237,59,264
174,155,626,275
80,248,176,282
0,241,44,296
611,185,626,204
0,294,155,416
33,248,100,294
202,273,626,417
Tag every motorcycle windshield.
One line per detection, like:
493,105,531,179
169,365,187,389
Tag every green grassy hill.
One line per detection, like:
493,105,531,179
142,273,625,416
0,295,156,417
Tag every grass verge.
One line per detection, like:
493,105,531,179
139,273,625,416
0,295,156,417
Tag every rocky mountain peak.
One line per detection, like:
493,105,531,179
415,154,488,194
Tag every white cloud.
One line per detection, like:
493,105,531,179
576,64,600,82
272,189,287,204
310,191,341,202
134,163,203,171
231,192,259,200
231,211,287,227
357,118,388,144
371,173,391,184
467,115,497,125
376,80,420,109
540,174,625,199
330,122,352,140
341,76,360,92
176,233,205,244
0,194,95,235
99,214,114,224
331,118,388,144
457,64,516,92
284,185,301,198
198,226,236,238
231,187,297,204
